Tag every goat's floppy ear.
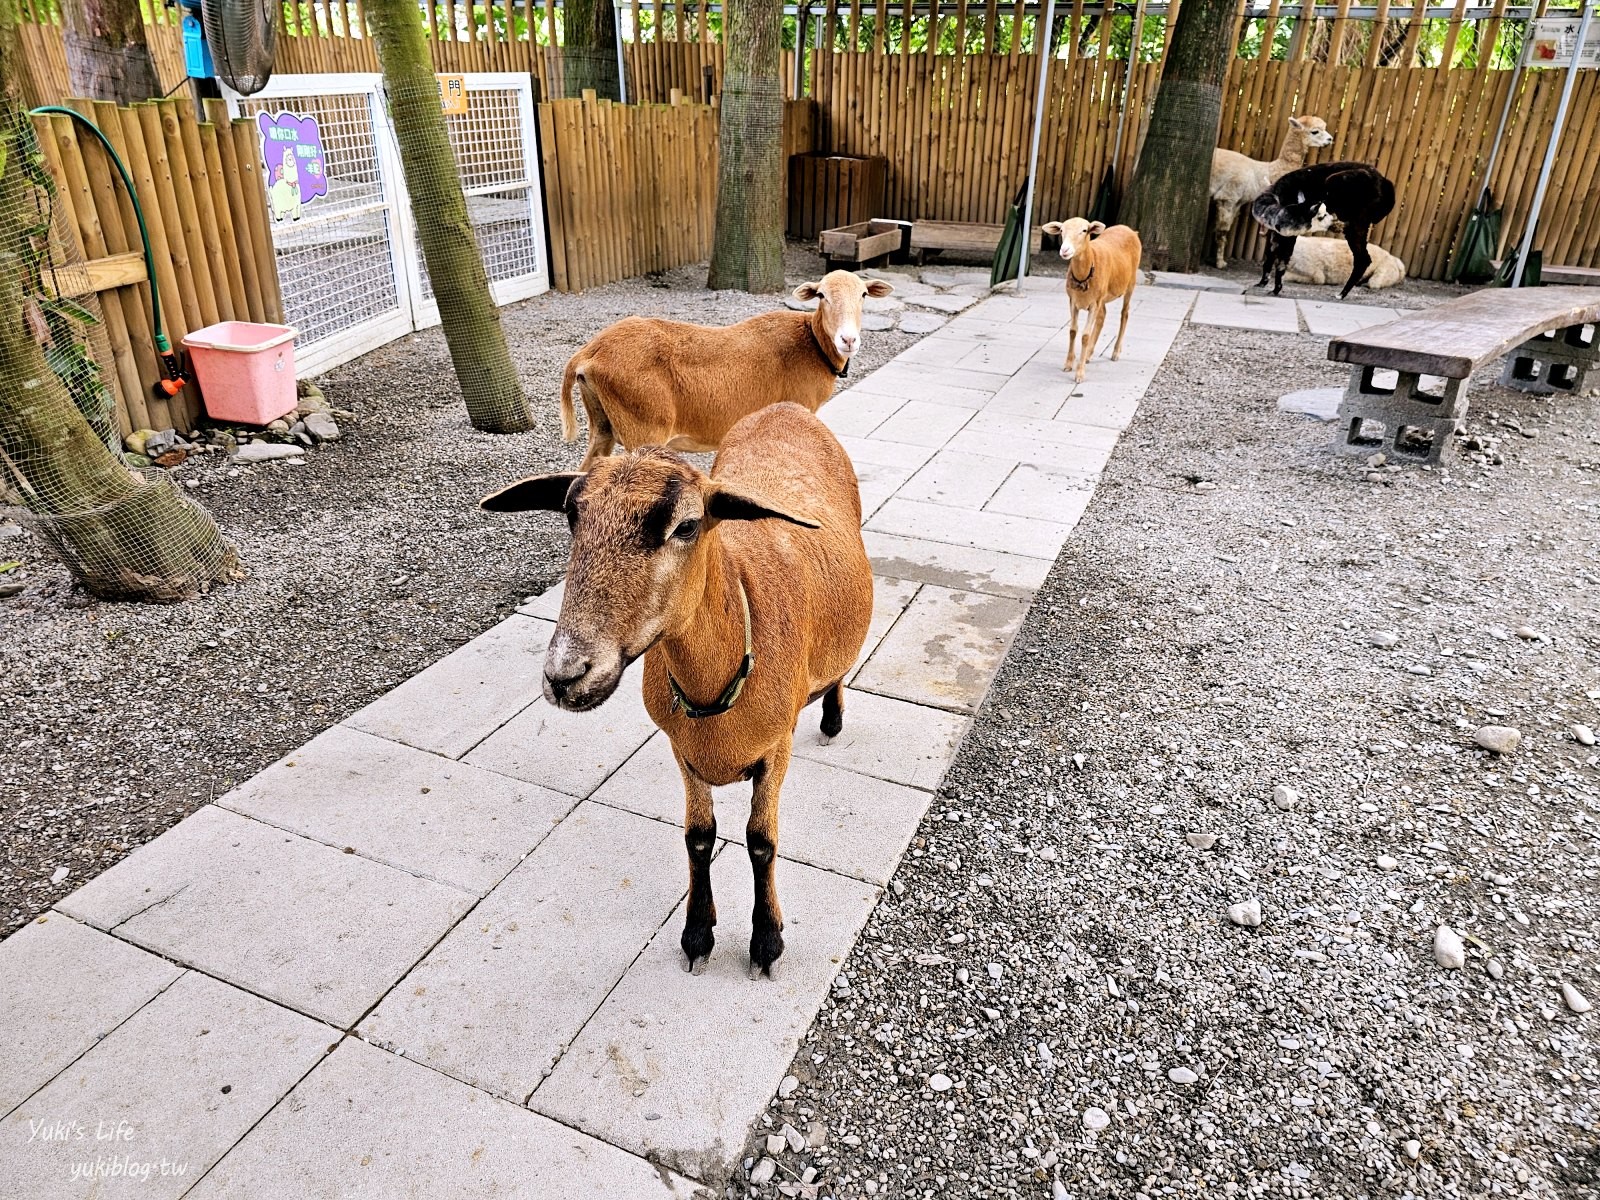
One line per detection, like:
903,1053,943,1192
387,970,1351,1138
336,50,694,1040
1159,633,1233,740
1041,221,1064,235
865,279,895,298
705,484,821,529
792,281,822,302
1087,221,1107,237
480,472,586,513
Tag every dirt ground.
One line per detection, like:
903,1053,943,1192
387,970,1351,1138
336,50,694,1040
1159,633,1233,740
741,302,1600,1198
0,245,924,937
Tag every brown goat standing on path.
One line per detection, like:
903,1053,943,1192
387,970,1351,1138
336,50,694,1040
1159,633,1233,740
481,403,874,978
1040,218,1142,381
559,271,894,469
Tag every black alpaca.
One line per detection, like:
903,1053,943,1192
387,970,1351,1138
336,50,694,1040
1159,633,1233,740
1252,162,1397,299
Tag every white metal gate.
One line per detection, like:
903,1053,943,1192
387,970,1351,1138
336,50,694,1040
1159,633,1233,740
229,73,549,377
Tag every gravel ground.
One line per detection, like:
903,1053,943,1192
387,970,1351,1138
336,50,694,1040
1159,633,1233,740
740,303,1600,1198
0,245,927,938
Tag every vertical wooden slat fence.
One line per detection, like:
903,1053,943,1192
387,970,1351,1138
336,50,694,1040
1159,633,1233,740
29,100,286,435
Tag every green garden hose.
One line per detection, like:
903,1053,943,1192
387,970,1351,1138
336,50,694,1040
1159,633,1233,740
29,105,186,399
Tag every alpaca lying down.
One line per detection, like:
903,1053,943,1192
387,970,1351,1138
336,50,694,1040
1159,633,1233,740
1284,236,1407,290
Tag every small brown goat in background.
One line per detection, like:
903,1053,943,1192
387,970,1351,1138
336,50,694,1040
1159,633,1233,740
559,271,893,469
1041,218,1142,381
481,403,874,979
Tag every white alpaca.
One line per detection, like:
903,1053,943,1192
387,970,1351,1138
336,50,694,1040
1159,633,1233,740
1283,236,1407,290
1209,116,1334,269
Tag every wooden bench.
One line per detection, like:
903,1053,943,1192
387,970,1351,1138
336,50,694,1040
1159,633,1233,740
908,221,1043,265
1326,286,1600,464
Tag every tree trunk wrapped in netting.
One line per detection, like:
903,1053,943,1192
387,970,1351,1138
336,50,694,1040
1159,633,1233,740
366,0,534,434
0,9,240,604
707,0,785,294
560,0,621,100
1122,0,1237,271
60,0,162,104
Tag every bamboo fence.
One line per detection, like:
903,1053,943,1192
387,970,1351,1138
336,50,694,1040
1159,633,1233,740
29,99,285,435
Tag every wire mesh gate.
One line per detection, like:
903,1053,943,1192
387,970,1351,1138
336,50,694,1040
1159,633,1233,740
228,73,548,377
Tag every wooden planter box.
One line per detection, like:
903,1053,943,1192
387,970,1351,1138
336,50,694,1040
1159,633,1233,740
819,219,910,272
787,153,889,241
909,220,1043,265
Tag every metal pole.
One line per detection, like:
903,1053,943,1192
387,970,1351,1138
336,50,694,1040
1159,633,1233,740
1018,0,1058,281
1510,0,1592,286
795,8,808,99
614,0,630,103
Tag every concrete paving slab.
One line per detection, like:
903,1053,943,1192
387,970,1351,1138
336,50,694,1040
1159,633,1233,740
530,850,878,1178
852,458,924,522
516,580,564,620
1277,386,1344,422
1190,290,1301,333
863,530,1050,599
966,408,1123,452
591,735,932,885
862,574,921,663
1008,303,1069,329
345,614,551,759
360,803,684,1102
1150,271,1245,292
854,585,1029,713
851,364,996,409
985,463,1099,524
954,338,1039,375
790,688,969,790
56,806,474,1027
0,971,328,1200
898,311,948,334
192,1037,698,1199
464,672,659,799
896,335,986,368
0,916,182,1115
816,388,907,438
858,360,1012,395
1298,299,1401,337
867,498,1068,561
988,370,1075,419
946,427,1113,475
834,434,938,474
867,399,976,448
1055,382,1145,429
898,449,1015,510
217,725,574,894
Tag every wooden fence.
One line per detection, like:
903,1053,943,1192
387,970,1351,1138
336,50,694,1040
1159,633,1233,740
539,94,817,292
31,99,285,435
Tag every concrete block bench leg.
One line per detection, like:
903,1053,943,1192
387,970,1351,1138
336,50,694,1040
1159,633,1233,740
1500,321,1600,396
1334,364,1470,466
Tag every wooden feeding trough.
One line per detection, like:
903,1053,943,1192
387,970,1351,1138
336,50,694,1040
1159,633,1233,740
909,221,1044,265
819,219,909,273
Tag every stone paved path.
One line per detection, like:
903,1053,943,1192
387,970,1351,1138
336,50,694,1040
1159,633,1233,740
0,282,1197,1197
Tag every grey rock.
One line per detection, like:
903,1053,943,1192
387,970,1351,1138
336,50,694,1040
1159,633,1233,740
0,578,24,599
783,1122,805,1152
928,1073,953,1092
899,312,948,335
1082,1106,1111,1131
233,442,305,463
1433,925,1466,970
0,523,22,539
778,1074,799,1098
907,293,979,315
861,313,895,332
267,418,291,434
1368,630,1400,648
1561,982,1591,1014
1276,387,1343,422
304,412,342,443
1228,899,1263,927
1573,724,1596,747
785,296,820,312
1405,1140,1421,1160
1486,959,1504,980
862,296,903,313
1186,833,1218,850
750,1158,777,1185
1167,1066,1199,1085
1272,784,1299,811
1474,725,1521,754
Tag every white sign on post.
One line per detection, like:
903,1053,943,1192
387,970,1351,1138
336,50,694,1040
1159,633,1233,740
1524,16,1600,68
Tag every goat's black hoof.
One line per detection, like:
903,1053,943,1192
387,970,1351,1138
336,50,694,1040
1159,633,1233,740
749,926,785,978
681,923,714,973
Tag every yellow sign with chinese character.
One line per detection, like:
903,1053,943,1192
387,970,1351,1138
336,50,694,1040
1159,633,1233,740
437,74,467,115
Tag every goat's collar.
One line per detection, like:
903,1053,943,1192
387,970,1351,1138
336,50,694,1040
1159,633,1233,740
1067,263,1095,292
809,321,849,377
667,579,754,720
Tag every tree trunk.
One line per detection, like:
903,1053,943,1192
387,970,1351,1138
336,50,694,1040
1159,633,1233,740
366,0,534,433
563,0,621,99
1121,0,1236,272
61,0,162,104
707,0,784,293
0,4,239,602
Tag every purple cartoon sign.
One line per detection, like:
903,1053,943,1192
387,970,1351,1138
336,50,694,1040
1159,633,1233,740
257,111,328,222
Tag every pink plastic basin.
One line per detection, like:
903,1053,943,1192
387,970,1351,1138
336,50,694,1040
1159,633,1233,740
183,321,299,426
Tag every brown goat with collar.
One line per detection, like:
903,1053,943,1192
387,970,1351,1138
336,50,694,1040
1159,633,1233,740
1040,218,1142,382
559,271,894,469
481,403,873,978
